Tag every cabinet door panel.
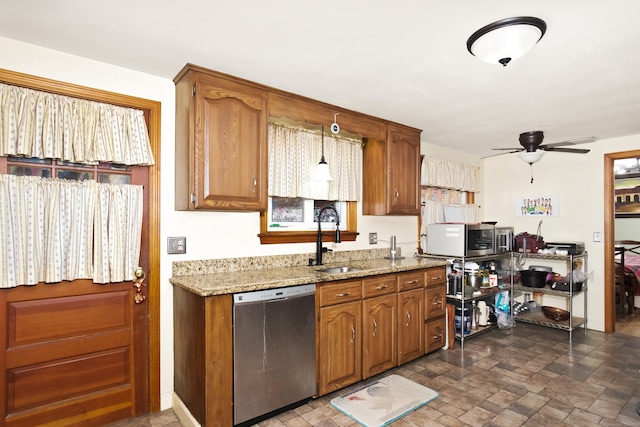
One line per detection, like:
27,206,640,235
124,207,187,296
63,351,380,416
317,302,362,396
192,78,267,210
397,289,424,365
425,285,446,319
362,294,396,379
386,126,420,215
425,318,446,353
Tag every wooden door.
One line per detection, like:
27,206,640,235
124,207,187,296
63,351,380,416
317,301,362,396
362,294,397,379
397,289,424,365
0,68,161,426
0,166,151,427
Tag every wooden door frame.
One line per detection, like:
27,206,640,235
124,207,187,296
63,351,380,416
604,149,640,332
0,68,162,411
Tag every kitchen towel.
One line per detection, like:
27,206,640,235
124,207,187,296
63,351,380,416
330,374,439,427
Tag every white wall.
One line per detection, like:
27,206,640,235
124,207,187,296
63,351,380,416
0,36,418,410
482,134,640,331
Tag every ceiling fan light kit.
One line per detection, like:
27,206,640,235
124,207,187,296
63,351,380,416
467,16,547,66
518,150,544,164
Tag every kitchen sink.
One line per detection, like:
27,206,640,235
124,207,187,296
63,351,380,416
316,266,363,274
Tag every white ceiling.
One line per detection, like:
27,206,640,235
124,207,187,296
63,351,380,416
1,0,639,157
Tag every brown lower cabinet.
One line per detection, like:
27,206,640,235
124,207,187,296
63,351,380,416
316,268,446,397
173,267,447,426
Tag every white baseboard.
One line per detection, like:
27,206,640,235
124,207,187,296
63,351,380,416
172,392,201,427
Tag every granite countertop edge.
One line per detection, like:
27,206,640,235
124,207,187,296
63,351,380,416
170,256,448,297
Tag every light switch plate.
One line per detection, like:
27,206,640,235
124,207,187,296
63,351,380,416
168,236,186,254
593,232,602,242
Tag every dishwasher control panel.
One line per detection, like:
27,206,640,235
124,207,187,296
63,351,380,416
233,283,316,304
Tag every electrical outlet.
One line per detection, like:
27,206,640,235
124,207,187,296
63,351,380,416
168,236,187,254
369,232,378,245
593,232,602,242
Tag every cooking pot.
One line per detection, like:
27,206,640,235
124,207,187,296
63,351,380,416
520,269,549,288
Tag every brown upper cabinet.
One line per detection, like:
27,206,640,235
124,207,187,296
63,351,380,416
174,64,421,214
362,124,421,215
174,65,268,211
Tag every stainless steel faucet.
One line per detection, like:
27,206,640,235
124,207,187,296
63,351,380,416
312,206,341,266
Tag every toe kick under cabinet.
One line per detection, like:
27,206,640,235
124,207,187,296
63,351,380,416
512,251,588,340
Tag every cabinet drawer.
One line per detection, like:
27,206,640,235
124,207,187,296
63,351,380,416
425,267,446,287
317,280,362,307
398,271,425,291
425,317,446,353
363,275,398,298
425,285,446,319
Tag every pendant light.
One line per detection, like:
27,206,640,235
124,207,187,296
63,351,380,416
467,16,547,66
315,125,333,181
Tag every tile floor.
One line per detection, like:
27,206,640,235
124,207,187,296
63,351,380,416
113,314,640,427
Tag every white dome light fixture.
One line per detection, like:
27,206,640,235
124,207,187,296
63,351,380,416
467,16,547,66
518,150,544,164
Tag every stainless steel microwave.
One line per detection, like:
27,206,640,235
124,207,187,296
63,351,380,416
426,223,495,257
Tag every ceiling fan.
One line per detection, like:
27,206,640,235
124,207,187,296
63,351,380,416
493,131,595,183
493,131,594,163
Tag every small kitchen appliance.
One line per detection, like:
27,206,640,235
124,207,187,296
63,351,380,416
427,223,495,257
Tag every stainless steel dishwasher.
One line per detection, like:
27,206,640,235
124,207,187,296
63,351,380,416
233,284,316,425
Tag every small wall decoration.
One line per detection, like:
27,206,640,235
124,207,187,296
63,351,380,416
614,174,640,218
515,195,559,217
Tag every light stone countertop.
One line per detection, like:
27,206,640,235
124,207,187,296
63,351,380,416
169,250,447,297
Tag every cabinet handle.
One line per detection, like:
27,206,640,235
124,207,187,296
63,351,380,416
373,318,378,336
351,325,356,343
394,189,399,202
375,284,388,290
406,280,419,284
335,292,351,297
432,298,442,307
433,333,443,341
252,176,257,192
406,311,411,327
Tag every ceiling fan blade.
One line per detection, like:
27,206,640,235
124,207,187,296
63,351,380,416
482,150,521,158
492,147,523,151
542,136,596,148
540,146,590,154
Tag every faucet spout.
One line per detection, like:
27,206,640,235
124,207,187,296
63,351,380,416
315,205,341,266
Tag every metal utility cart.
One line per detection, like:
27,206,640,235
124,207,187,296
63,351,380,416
512,251,588,340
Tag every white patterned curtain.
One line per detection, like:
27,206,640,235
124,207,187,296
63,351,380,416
421,156,478,191
268,122,362,201
0,175,143,288
0,83,154,166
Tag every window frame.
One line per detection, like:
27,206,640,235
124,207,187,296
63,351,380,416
258,201,358,244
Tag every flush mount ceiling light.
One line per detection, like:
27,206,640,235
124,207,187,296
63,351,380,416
467,16,547,66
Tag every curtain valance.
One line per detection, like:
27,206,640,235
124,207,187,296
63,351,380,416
421,156,479,191
0,83,154,165
268,121,362,201
0,174,143,288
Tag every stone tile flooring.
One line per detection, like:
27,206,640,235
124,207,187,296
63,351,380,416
113,318,640,427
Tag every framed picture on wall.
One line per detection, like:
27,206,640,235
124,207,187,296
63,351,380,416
515,195,560,217
615,174,640,218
